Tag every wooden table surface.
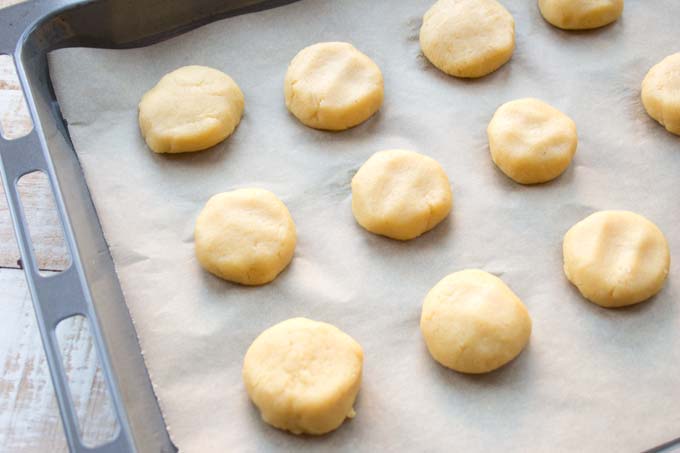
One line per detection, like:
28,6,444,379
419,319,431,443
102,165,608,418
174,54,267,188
0,0,118,450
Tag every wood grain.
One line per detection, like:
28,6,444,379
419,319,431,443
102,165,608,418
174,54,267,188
1,0,119,450
0,55,33,140
0,171,71,271
0,270,118,452
0,0,23,9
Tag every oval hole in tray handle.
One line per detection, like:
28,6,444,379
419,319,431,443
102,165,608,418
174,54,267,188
0,12,138,452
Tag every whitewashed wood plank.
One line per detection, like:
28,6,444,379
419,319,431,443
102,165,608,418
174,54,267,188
0,268,118,452
0,269,67,453
0,0,23,9
0,55,33,140
0,171,71,271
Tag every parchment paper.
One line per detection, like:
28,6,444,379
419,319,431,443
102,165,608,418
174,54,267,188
48,0,680,451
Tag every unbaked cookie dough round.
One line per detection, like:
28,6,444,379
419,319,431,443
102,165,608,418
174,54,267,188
419,0,515,78
194,188,296,285
243,318,363,435
351,149,452,241
139,65,244,153
538,0,623,30
563,211,670,308
284,42,384,131
420,269,532,374
642,53,680,136
487,98,577,184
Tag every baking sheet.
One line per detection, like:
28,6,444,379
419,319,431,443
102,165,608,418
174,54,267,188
47,0,680,451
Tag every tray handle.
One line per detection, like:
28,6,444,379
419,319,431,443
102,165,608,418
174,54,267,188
0,97,136,453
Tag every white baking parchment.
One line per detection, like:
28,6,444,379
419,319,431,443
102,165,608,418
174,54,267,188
48,0,680,451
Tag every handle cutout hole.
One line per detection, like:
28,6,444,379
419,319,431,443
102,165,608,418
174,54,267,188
0,54,33,140
56,315,120,447
16,171,71,274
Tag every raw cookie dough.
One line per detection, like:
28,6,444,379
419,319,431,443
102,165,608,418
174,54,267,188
538,0,624,30
487,98,577,184
138,65,244,153
243,318,363,435
420,269,532,374
194,188,296,285
284,42,384,131
642,53,680,136
563,211,670,308
419,0,515,78
351,149,452,241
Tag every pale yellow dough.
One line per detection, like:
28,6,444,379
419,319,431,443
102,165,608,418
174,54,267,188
487,98,577,184
284,42,384,131
194,189,296,286
351,149,452,241
563,211,670,308
243,318,363,435
420,270,532,374
138,65,244,153
538,0,623,30
642,53,680,136
419,0,515,78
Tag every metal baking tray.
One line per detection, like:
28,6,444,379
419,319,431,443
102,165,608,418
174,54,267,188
0,1,297,451
2,1,680,452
